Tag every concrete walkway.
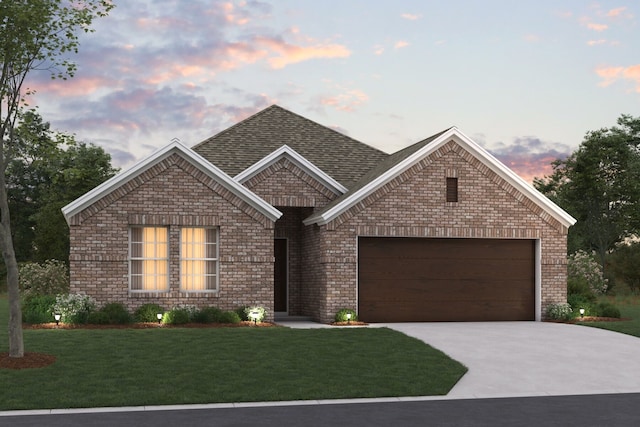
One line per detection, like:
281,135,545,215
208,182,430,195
278,320,640,398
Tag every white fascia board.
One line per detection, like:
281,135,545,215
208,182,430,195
62,141,282,224
234,144,348,195
304,127,576,228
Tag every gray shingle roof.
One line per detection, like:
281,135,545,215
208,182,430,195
192,105,388,189
310,127,453,217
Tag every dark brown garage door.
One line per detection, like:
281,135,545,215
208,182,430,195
358,237,535,322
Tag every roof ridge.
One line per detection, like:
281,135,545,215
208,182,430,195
192,105,388,157
192,105,281,149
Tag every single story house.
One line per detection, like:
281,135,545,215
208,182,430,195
62,105,576,323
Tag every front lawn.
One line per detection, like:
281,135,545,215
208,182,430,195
577,295,640,337
0,295,466,411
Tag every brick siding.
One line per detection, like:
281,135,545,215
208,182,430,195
68,154,276,318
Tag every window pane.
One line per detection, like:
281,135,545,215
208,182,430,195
181,227,218,291
130,227,169,292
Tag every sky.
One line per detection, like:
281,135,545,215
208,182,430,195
27,0,640,183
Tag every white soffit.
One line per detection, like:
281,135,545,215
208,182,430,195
61,141,282,224
304,127,576,228
234,144,348,195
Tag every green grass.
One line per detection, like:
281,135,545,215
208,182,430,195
577,295,640,337
0,295,466,411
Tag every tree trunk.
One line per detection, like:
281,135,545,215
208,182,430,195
0,175,24,358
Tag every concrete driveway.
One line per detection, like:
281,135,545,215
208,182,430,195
383,321,640,399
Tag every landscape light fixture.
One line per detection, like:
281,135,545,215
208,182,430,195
579,308,585,319
157,313,163,324
250,310,260,325
346,313,352,324
54,313,61,326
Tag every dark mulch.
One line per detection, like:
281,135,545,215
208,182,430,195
330,321,369,326
0,352,56,370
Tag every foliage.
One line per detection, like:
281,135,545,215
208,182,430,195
567,293,596,316
534,115,640,267
134,303,165,323
596,301,621,318
193,306,224,323
7,112,118,263
18,259,69,298
567,250,608,295
607,242,640,293
242,306,267,323
0,0,114,357
162,307,194,325
219,311,242,324
52,293,96,324
88,303,133,325
21,294,56,324
546,303,573,321
335,308,358,322
235,306,249,321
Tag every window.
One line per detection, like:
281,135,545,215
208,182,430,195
181,227,218,291
446,177,458,202
130,227,168,291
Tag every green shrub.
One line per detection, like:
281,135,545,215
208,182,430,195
235,306,249,321
90,302,132,324
546,303,572,321
87,311,110,325
567,293,596,316
596,302,621,318
335,308,358,322
18,260,70,298
52,293,96,324
162,307,192,325
218,311,241,324
134,303,165,323
193,306,224,323
242,306,266,323
22,294,57,324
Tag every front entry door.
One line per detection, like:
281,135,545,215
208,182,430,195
274,239,288,312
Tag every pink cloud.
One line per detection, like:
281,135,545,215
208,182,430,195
254,37,350,69
524,34,540,43
30,76,117,97
606,7,628,18
319,87,369,112
394,40,409,49
587,39,607,46
596,65,640,91
373,45,385,55
401,13,421,21
587,22,608,31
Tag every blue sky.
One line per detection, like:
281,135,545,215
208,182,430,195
28,1,640,182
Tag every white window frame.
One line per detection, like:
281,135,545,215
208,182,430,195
179,227,219,293
129,226,169,292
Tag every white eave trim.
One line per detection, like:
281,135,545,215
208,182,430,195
61,141,282,224
303,127,577,228
234,144,348,195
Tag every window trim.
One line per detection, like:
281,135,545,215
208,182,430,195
179,227,219,293
129,226,170,293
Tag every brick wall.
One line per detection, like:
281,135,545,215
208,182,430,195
68,154,276,318
312,140,568,322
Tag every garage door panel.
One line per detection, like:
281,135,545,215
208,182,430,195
358,237,535,322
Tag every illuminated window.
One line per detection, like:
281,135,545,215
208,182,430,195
130,227,169,291
181,227,218,292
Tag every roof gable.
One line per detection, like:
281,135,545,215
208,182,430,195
62,141,282,224
192,105,388,188
304,127,577,229
235,145,348,195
